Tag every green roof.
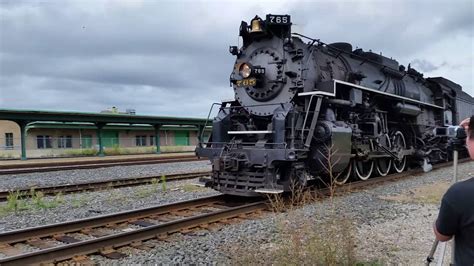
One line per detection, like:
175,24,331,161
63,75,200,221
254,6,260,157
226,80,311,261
26,121,211,131
0,108,212,126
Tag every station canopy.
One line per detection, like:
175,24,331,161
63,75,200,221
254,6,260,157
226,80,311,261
0,108,212,160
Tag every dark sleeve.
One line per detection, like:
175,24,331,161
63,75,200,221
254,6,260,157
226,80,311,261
436,194,460,236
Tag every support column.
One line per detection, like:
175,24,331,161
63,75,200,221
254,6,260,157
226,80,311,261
96,123,105,157
17,121,28,160
197,125,204,148
154,124,161,154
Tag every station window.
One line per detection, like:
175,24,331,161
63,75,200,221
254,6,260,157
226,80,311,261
149,135,154,146
37,135,52,149
58,135,73,148
4,133,13,150
81,135,92,148
135,135,147,146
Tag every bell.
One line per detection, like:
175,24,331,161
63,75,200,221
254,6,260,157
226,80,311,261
250,16,262,33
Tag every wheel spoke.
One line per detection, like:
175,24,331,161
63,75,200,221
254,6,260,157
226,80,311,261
354,158,373,181
334,160,352,185
392,131,406,173
354,140,374,180
376,134,392,176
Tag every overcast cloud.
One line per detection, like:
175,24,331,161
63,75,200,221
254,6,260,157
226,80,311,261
0,0,472,118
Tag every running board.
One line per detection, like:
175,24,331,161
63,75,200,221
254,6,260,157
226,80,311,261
228,130,273,134
254,189,284,194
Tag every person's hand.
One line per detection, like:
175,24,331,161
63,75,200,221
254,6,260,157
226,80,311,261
460,117,470,130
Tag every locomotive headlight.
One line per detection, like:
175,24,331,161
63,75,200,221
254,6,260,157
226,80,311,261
239,63,252,78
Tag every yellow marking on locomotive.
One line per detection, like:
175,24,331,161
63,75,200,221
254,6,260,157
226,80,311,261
236,78,257,87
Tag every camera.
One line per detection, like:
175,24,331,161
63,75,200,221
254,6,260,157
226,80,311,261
434,126,467,139
447,126,467,139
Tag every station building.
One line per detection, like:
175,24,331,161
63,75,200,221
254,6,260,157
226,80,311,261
0,109,211,160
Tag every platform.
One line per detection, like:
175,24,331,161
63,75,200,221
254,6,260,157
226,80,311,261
0,152,197,168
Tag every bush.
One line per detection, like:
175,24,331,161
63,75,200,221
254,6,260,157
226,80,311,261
65,148,98,156
227,212,356,265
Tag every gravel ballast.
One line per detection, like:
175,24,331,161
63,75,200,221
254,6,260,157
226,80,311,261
0,160,211,190
0,178,219,232
0,161,472,264
110,161,473,265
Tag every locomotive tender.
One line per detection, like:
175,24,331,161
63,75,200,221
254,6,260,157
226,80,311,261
196,14,474,196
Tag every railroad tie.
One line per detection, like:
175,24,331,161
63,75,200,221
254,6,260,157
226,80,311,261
99,247,127,259
53,234,81,244
0,243,22,256
130,241,153,251
129,220,156,227
80,227,111,237
26,238,56,249
71,255,93,265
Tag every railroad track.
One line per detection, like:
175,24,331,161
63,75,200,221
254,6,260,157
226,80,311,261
0,171,212,201
0,159,468,264
0,155,204,175
323,158,471,195
0,195,266,265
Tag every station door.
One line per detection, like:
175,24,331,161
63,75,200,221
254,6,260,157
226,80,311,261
102,131,119,147
174,131,189,146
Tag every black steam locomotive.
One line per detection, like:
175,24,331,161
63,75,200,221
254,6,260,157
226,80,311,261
196,14,474,196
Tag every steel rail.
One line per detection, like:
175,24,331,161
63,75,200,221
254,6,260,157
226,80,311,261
261,159,471,200
0,197,265,265
0,155,204,175
314,158,471,196
0,155,199,169
0,194,228,244
0,171,211,201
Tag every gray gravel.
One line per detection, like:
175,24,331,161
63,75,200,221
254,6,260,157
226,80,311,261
0,161,472,264
109,161,473,265
0,160,211,190
0,177,219,232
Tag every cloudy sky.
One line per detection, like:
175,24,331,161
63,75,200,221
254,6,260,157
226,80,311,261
0,0,472,118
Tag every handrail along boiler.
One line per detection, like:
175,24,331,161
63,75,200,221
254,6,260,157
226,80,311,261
196,14,474,197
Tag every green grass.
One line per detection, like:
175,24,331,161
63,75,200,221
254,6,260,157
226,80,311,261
181,184,205,192
71,194,90,208
0,153,15,159
106,189,126,203
355,260,385,266
227,213,358,265
160,175,167,192
132,176,169,198
30,189,64,209
65,148,98,156
0,189,65,216
134,187,155,198
1,191,28,214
